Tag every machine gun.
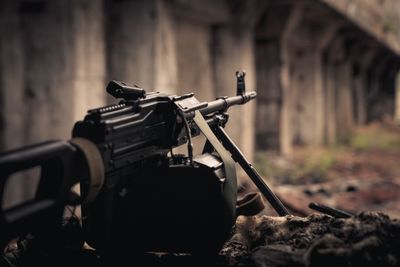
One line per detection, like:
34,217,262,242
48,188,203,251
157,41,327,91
0,71,289,262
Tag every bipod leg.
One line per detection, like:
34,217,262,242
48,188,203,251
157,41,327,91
214,126,290,216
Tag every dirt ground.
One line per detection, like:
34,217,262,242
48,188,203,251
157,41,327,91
219,122,400,266
253,122,400,219
222,212,400,267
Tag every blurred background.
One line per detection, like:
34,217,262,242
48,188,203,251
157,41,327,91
1,0,400,217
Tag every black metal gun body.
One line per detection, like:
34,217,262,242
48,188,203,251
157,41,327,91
71,80,257,253
73,94,176,173
0,71,289,257
73,90,256,171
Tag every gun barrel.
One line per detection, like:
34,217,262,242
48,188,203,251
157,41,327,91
199,91,257,115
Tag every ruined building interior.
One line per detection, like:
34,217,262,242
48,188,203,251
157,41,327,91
0,0,400,266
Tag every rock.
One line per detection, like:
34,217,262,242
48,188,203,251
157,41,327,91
222,212,400,266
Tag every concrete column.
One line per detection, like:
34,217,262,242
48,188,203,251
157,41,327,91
285,18,342,147
0,0,106,145
175,19,214,102
313,51,325,146
351,45,377,125
0,1,24,151
153,0,178,94
323,61,337,144
255,2,346,153
0,0,106,207
335,60,354,138
4,1,77,145
254,4,292,153
396,71,400,123
279,45,293,156
325,36,354,140
315,22,344,145
353,74,367,125
279,4,303,156
372,59,398,120
106,0,155,90
212,26,256,161
175,17,215,154
255,40,282,150
367,52,392,121
71,0,106,120
280,4,337,149
106,0,177,95
0,0,49,202
288,45,328,146
1,0,66,206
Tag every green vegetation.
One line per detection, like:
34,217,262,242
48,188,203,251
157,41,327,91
347,124,400,152
382,19,397,34
255,123,400,185
254,148,339,185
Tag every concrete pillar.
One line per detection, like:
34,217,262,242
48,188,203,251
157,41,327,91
254,4,292,152
105,0,154,89
372,59,398,120
0,0,105,146
106,0,177,95
175,19,214,102
255,40,282,150
335,60,354,138
279,4,303,156
325,36,354,140
279,45,293,156
280,4,340,149
153,0,178,94
353,74,367,125
212,26,256,161
175,17,215,154
314,22,344,145
323,60,337,144
396,71,400,123
350,45,377,125
1,1,77,146
288,45,328,146
367,51,392,121
0,0,106,207
0,1,24,152
71,0,106,121
313,51,325,146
